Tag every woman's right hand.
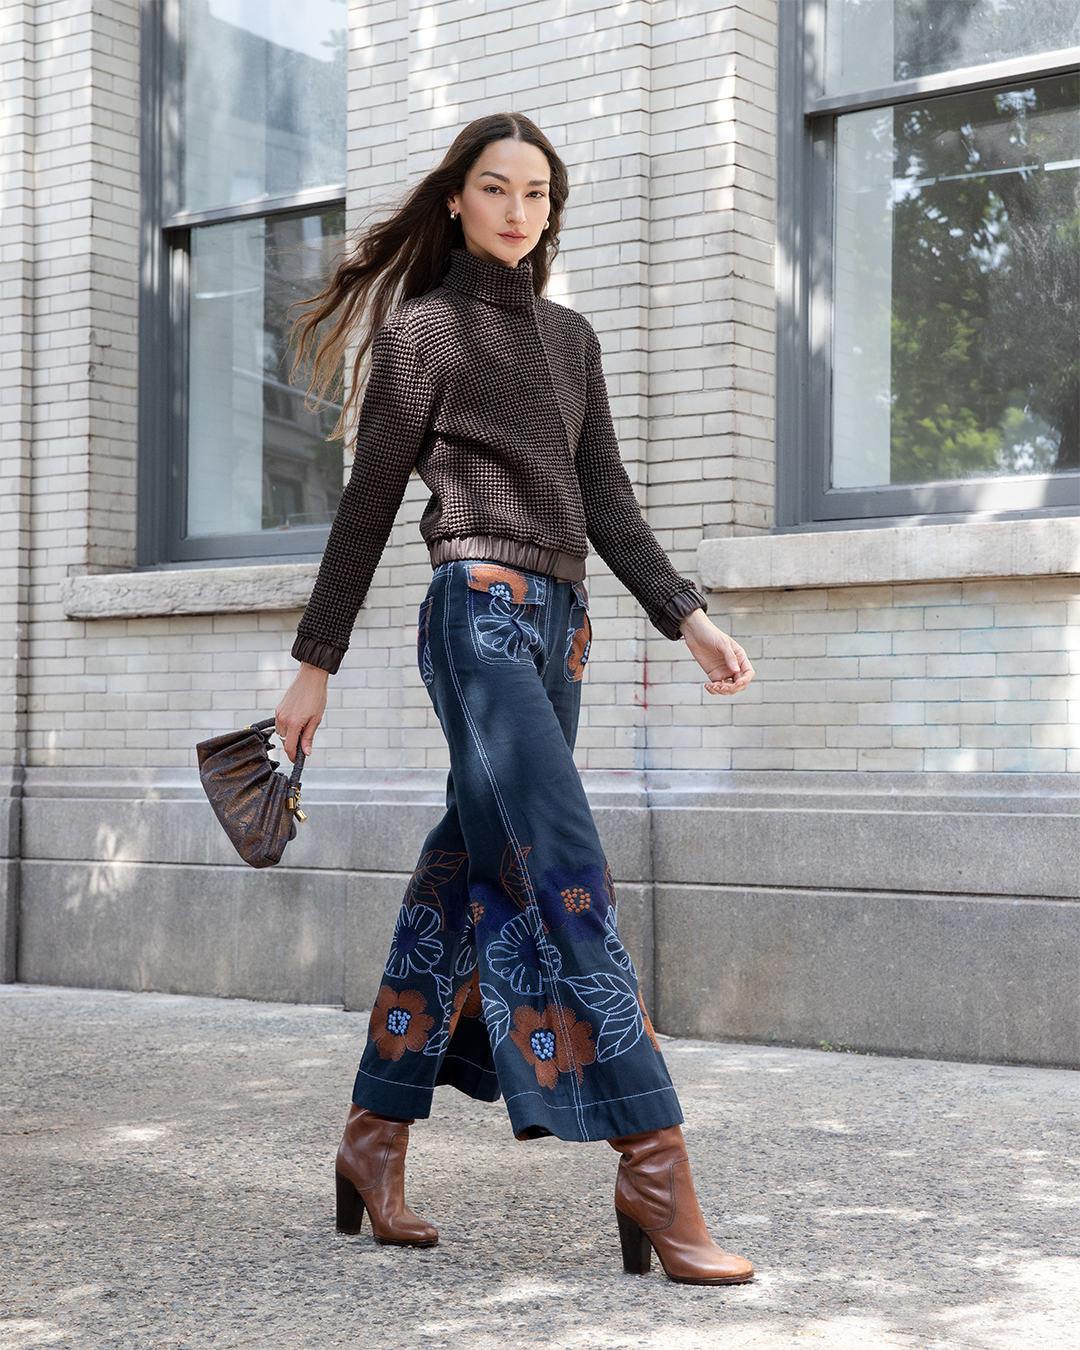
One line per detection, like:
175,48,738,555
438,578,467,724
275,662,329,762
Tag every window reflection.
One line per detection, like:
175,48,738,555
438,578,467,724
826,0,1080,97
832,75,1079,488
181,0,347,211
186,209,347,538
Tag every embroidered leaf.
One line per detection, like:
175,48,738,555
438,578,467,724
478,982,511,1049
422,1023,449,1057
564,972,643,1062
422,973,455,1057
604,933,634,972
604,865,618,909
603,906,634,971
454,939,477,978
405,850,468,915
499,839,533,911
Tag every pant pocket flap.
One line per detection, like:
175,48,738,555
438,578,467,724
465,562,547,606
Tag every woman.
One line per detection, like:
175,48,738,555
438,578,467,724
276,113,756,1286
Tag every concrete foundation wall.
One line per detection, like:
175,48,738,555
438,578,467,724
0,769,20,984
656,885,1080,1068
10,767,1078,1068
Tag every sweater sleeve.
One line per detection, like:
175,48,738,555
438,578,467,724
292,325,436,673
574,328,707,640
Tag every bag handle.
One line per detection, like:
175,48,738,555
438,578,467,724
251,717,305,792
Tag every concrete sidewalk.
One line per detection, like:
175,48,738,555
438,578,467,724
2,986,1077,1350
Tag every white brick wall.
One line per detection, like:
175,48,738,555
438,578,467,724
9,1,140,767
0,3,36,764
5,0,1075,779
698,578,1080,774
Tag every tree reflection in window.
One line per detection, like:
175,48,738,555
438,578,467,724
888,75,1078,483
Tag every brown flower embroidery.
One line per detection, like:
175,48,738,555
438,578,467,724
444,970,485,1043
466,563,530,603
510,1004,596,1089
639,991,662,1053
369,985,435,1061
566,618,591,681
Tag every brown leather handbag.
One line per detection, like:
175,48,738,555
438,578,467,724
196,718,307,868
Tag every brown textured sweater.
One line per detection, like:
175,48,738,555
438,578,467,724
293,249,706,673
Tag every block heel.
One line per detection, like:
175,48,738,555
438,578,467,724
335,1108,438,1247
616,1205,652,1275
335,1168,367,1235
608,1127,755,1285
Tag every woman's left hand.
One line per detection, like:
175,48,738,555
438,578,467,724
679,608,755,696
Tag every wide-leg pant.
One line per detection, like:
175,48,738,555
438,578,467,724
352,560,683,1142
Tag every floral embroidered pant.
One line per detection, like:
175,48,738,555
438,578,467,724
352,560,684,1143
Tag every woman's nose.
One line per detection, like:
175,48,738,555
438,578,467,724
505,196,526,222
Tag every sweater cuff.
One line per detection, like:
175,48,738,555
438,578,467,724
652,588,708,641
292,633,345,675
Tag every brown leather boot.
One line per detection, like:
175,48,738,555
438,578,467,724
609,1126,753,1285
335,1106,438,1246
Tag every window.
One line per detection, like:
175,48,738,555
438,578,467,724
777,0,1079,530
139,0,348,565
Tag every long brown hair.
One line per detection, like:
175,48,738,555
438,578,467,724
293,112,570,438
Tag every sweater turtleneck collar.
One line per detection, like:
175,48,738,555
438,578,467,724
443,248,536,310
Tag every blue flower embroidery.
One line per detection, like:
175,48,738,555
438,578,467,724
386,904,444,978
473,596,542,662
486,912,562,994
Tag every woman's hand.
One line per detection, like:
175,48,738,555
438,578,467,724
275,662,329,762
679,608,755,696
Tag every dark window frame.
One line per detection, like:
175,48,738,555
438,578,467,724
775,0,1080,533
137,0,347,568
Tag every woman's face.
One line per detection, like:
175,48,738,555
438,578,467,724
447,139,551,269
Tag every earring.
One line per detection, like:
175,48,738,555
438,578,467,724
543,220,549,230
449,210,458,220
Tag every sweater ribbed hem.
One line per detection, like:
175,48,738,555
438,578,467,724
653,587,707,641
428,535,587,583
292,633,345,675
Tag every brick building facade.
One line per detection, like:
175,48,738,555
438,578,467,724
1,0,1077,1067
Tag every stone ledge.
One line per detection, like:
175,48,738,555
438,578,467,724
5,766,622,803
697,517,1080,592
18,766,1077,808
60,564,319,620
